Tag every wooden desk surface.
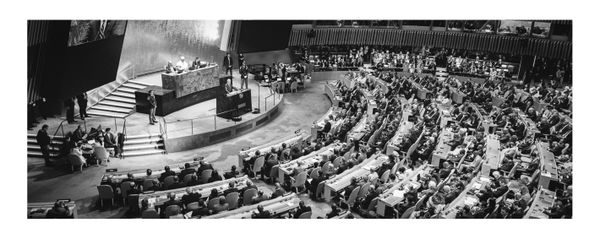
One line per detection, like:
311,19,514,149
202,193,301,219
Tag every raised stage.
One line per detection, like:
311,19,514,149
26,72,284,153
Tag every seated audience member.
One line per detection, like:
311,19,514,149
197,160,214,175
223,181,239,196
191,200,212,217
181,187,201,206
140,199,155,216
179,163,196,181
293,200,312,218
186,174,201,186
212,196,230,213
45,201,71,218
160,193,181,217
126,181,142,195
271,183,286,199
145,169,158,180
223,165,239,179
167,177,187,190
208,188,220,201
208,170,223,182
72,125,86,143
159,166,176,182
69,145,87,166
252,190,270,204
251,205,272,219
103,128,118,155
241,181,258,195
92,138,109,164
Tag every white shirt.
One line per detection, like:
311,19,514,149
176,60,189,72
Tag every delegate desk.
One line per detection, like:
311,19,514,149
441,176,492,218
376,164,431,216
322,153,388,202
537,142,559,190
100,160,198,186
324,81,344,108
238,132,308,171
216,89,252,119
481,135,501,176
346,114,370,143
28,201,78,218
135,65,221,116
431,129,454,168
311,107,342,141
277,142,340,184
523,188,556,219
203,193,301,219
138,176,249,208
386,121,414,155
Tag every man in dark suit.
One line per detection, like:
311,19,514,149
197,161,214,174
318,119,332,138
159,166,176,182
76,93,89,120
36,124,52,166
178,163,196,181
223,53,233,76
181,187,201,206
223,181,239,196
293,201,312,218
65,97,76,124
161,193,182,217
251,205,271,219
103,128,118,155
223,165,239,179
240,181,258,195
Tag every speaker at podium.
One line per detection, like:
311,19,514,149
216,76,252,119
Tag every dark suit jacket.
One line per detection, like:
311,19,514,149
179,168,196,180
223,56,233,69
159,171,177,182
181,193,201,206
322,122,332,133
294,205,312,218
36,130,50,147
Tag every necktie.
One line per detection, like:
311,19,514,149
98,20,106,39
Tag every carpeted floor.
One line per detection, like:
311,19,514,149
27,75,335,218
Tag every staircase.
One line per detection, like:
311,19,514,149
121,133,166,157
27,134,64,158
87,80,154,118
435,67,449,81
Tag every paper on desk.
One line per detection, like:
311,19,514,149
472,182,482,190
392,190,405,199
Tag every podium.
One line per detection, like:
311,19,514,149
216,76,252,119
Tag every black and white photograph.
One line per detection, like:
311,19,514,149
6,0,599,239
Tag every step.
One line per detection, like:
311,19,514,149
126,134,163,140
28,151,60,158
87,109,129,118
91,105,132,114
105,95,136,104
127,80,155,87
27,145,61,151
97,100,135,109
27,138,64,145
122,82,147,90
124,137,163,145
117,87,138,94
121,149,165,157
27,134,66,140
111,91,135,99
122,143,164,151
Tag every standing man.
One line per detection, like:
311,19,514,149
65,97,76,124
239,61,249,90
223,53,233,76
77,92,89,120
238,53,245,68
36,124,52,166
147,90,158,125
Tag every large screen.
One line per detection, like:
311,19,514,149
68,20,127,46
119,20,229,75
498,20,532,36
